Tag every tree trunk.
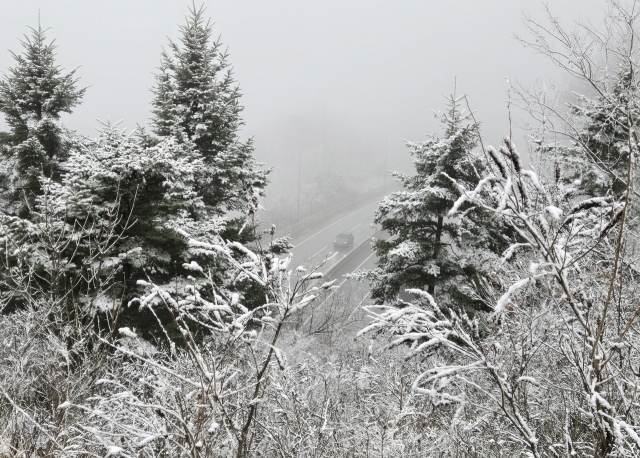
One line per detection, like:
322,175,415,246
427,216,444,296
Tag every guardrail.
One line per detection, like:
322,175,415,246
279,185,396,238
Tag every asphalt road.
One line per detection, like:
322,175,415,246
289,198,382,280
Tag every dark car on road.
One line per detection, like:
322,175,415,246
334,231,354,250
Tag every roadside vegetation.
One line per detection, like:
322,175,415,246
2,1,640,457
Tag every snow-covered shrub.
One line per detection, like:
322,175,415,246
362,134,640,456
360,3,640,455
49,226,337,457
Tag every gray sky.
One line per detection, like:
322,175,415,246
0,0,606,197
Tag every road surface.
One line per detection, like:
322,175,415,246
288,199,381,279
284,194,397,338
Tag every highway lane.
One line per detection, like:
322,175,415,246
285,197,395,335
288,199,381,274
295,229,389,334
323,231,388,282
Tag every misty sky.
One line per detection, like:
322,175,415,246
0,0,606,196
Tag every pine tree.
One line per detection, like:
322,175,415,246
551,69,639,198
0,22,85,212
150,3,268,215
369,94,510,309
0,120,213,338
147,4,276,317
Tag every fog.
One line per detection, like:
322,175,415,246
0,0,605,214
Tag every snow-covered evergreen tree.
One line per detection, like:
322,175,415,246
551,69,640,198
0,23,85,213
18,121,285,338
368,94,511,308
150,4,268,215
361,130,639,457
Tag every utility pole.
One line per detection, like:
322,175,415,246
297,147,302,223
384,130,391,191
296,144,323,225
